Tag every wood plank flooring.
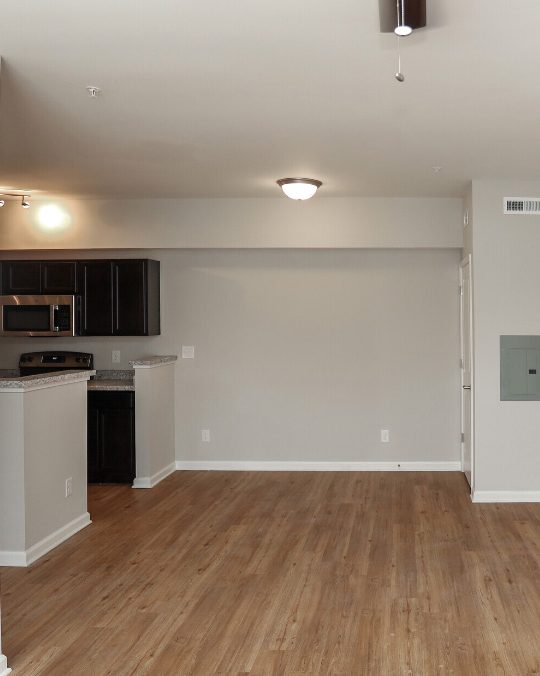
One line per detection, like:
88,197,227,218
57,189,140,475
3,472,540,674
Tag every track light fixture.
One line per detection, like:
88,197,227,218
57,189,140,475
0,193,32,208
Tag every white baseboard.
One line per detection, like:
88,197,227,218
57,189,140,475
0,512,91,568
175,460,461,472
0,654,11,676
473,490,540,503
133,461,176,489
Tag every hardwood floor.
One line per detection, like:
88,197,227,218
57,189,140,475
2,471,540,675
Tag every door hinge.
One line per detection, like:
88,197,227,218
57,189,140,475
459,285,463,296
461,432,465,443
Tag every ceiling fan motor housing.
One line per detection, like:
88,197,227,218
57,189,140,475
379,0,426,33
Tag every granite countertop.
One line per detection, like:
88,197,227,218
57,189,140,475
129,355,178,368
0,370,96,391
88,379,135,391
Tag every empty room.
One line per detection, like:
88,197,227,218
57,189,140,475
1,1,540,674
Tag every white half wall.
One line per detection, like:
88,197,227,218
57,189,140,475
132,361,176,488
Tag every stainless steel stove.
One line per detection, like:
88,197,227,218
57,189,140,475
19,351,94,376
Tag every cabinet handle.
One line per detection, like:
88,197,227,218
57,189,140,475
114,265,119,332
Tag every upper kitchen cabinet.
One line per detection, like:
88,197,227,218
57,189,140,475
78,261,115,335
42,261,78,294
78,259,160,336
1,261,77,294
2,261,41,294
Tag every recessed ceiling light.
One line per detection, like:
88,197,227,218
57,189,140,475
0,200,4,207
277,178,322,201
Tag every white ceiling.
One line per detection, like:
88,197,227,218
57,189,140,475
0,1,539,198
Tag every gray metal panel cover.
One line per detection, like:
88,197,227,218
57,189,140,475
501,335,540,400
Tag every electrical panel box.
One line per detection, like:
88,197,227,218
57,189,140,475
500,335,540,400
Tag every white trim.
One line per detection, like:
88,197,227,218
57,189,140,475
0,654,11,676
472,490,540,503
133,462,176,489
175,461,461,472
0,512,91,568
460,254,474,492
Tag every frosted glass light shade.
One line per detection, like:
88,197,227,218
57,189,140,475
394,24,412,36
277,178,322,200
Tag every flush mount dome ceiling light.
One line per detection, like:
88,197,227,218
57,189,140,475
277,178,322,200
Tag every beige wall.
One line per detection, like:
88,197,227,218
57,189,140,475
472,180,540,494
0,196,463,250
0,248,462,464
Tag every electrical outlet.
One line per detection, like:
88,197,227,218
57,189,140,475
112,350,121,364
381,429,390,443
182,345,195,359
202,429,211,443
65,477,73,498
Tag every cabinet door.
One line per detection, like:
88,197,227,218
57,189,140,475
87,406,100,483
79,261,114,335
99,408,135,483
42,262,77,294
2,261,42,294
113,260,147,335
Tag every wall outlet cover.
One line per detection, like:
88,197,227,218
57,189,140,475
112,350,121,363
182,345,195,359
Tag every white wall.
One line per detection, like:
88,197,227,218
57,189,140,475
0,196,462,250
0,248,462,464
472,180,540,495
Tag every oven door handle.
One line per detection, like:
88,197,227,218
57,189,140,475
52,304,60,332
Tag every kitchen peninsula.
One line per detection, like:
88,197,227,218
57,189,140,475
0,369,94,567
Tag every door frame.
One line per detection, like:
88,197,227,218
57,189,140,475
460,254,474,492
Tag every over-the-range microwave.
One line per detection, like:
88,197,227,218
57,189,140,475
0,295,77,337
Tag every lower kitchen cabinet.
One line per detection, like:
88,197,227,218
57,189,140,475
87,391,135,483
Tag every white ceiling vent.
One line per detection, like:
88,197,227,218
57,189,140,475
504,198,540,215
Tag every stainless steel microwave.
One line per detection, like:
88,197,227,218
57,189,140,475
0,295,77,337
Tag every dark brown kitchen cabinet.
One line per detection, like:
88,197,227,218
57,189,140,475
87,391,135,484
78,261,114,335
41,261,78,294
1,260,77,294
0,257,159,336
2,261,41,294
78,259,160,336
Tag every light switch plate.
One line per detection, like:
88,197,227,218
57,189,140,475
182,345,195,359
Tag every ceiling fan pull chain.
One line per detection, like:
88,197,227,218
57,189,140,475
395,36,405,82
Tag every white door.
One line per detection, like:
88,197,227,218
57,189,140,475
460,257,473,488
